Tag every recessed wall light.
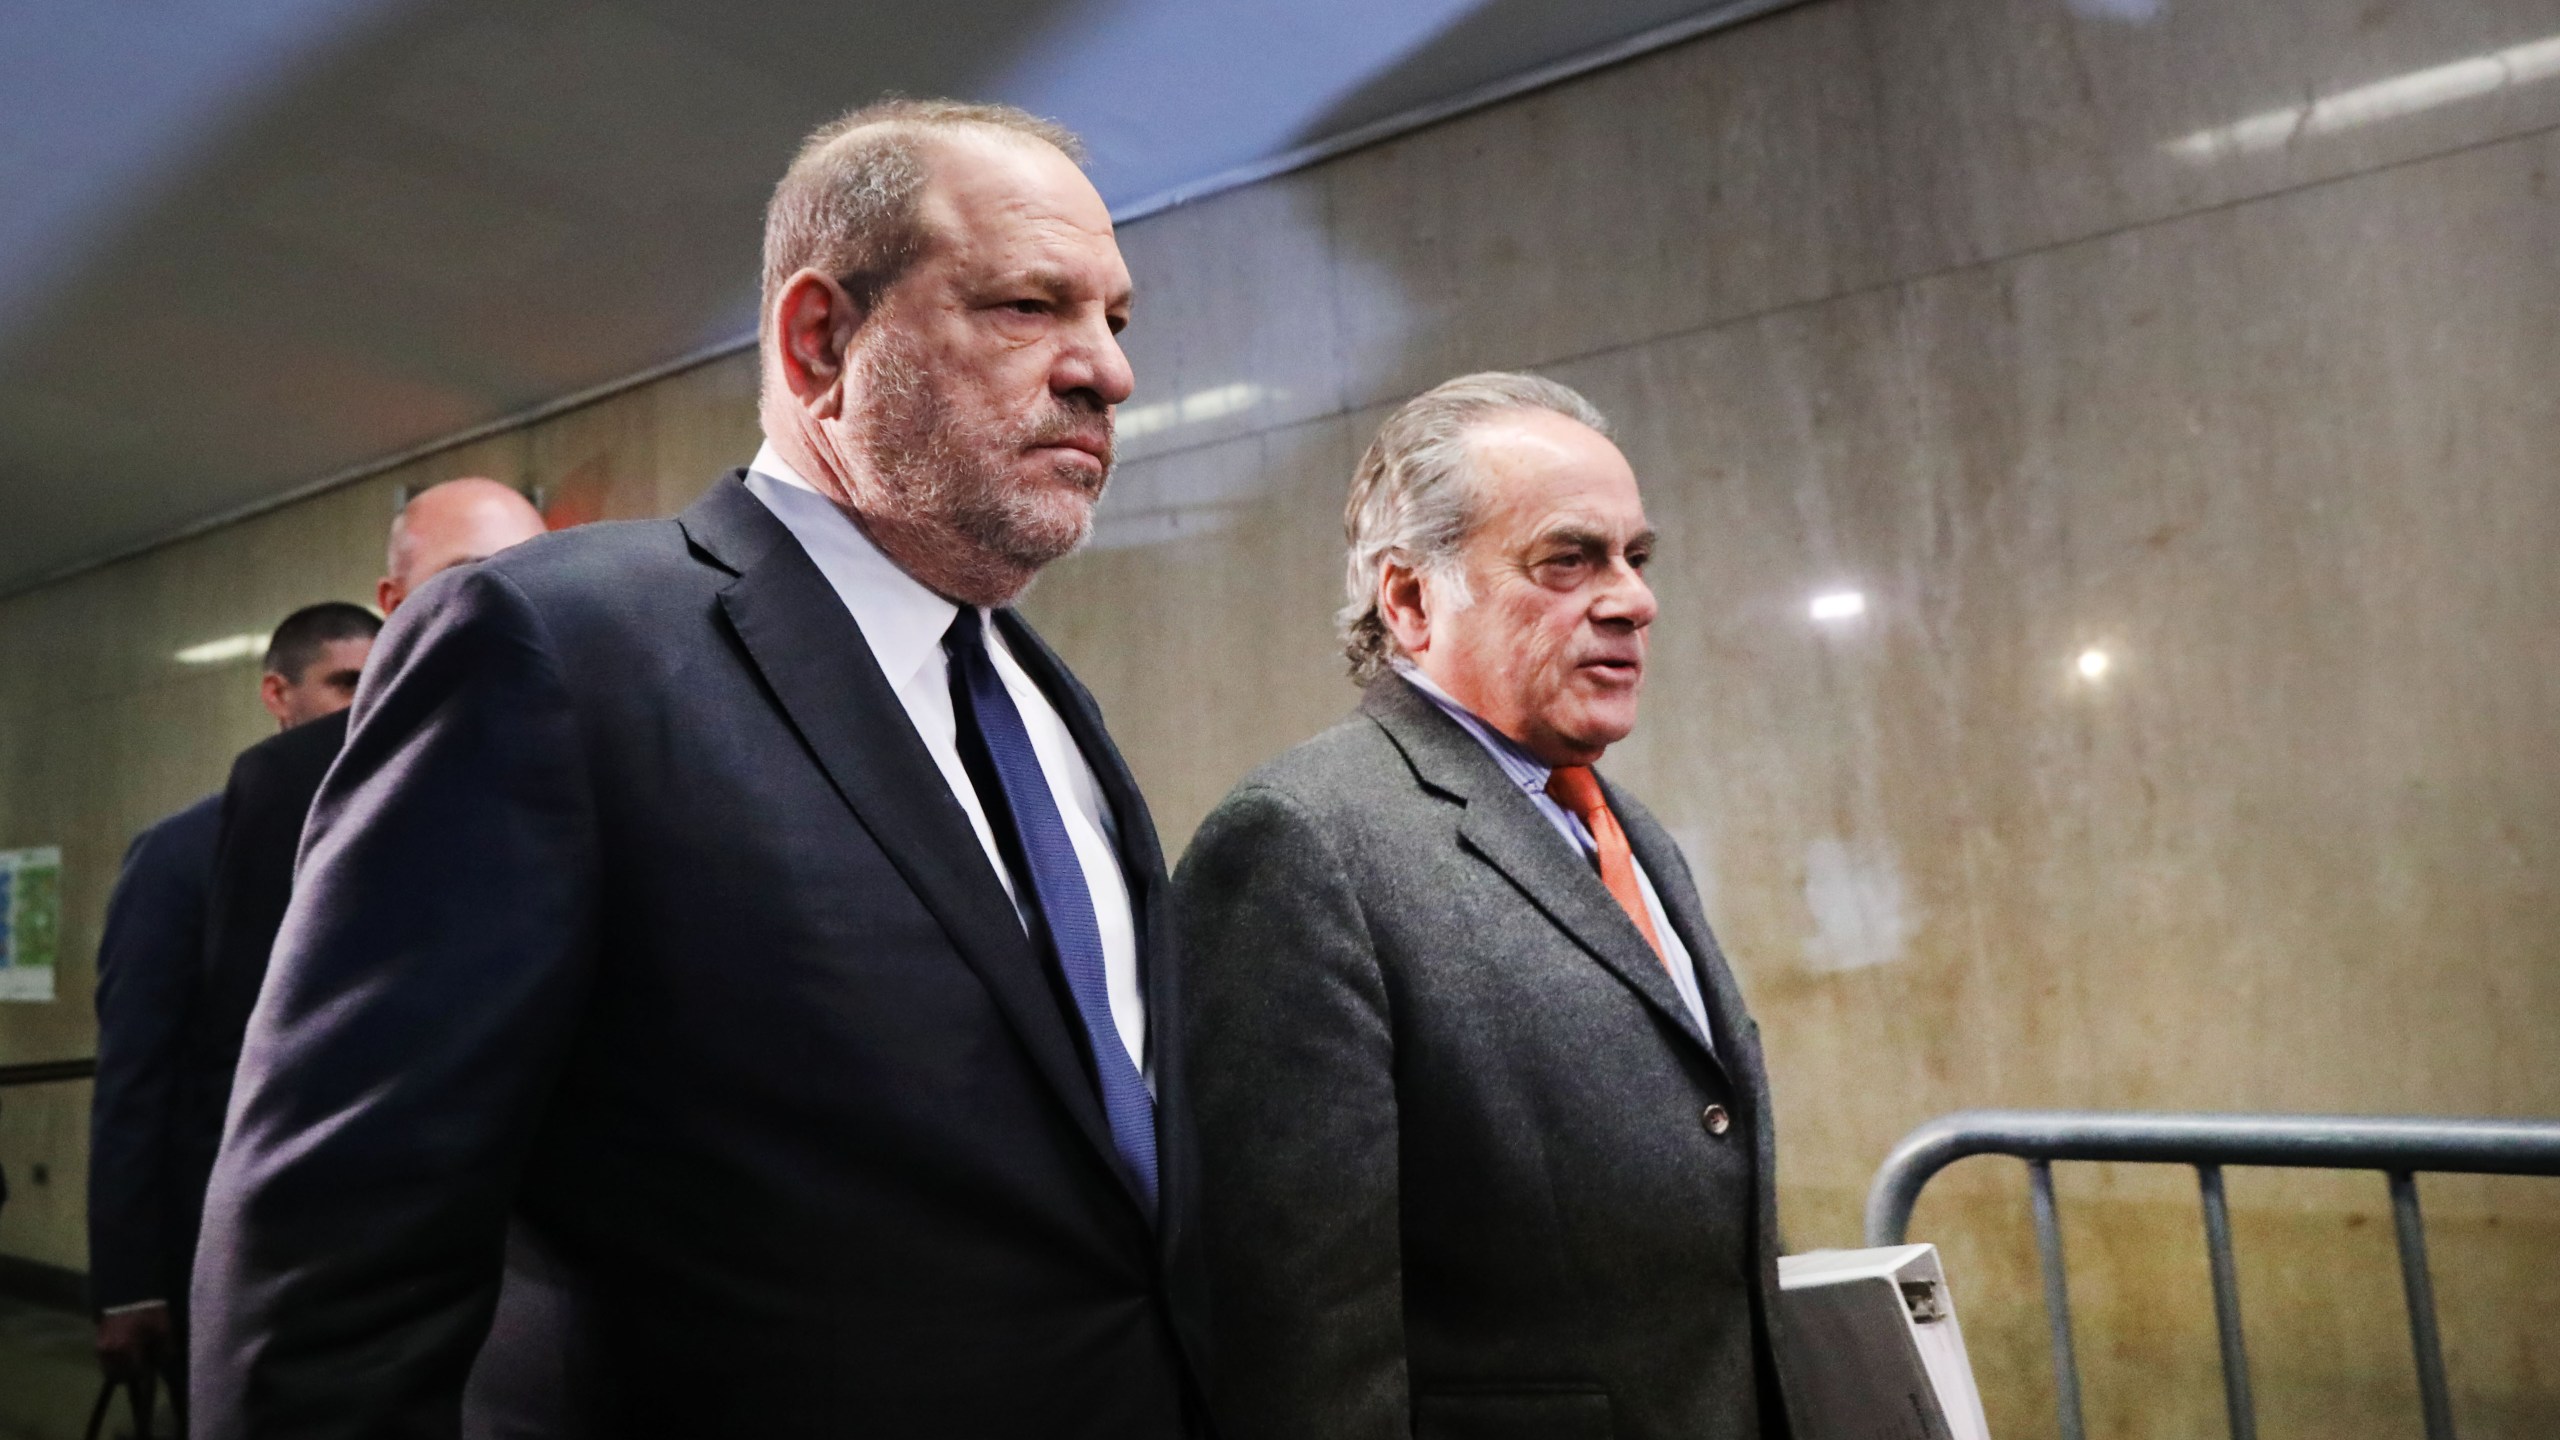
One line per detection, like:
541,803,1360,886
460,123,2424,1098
2077,648,2111,680
175,632,266,666
1115,382,1278,440
2165,34,2560,163
1809,590,1866,621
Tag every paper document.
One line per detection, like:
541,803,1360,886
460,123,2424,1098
1776,1243,1992,1440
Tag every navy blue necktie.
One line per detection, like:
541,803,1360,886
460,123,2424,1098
942,606,1158,1217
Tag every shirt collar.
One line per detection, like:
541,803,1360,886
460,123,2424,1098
1393,662,1554,798
745,440,979,695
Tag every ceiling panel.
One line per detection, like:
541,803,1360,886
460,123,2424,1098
0,0,1774,591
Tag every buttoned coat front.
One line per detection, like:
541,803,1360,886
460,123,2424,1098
1177,675,1794,1440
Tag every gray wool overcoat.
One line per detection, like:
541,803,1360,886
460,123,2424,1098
1177,674,1796,1440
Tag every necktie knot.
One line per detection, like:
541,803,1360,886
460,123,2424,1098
1544,764,1667,968
1544,765,1607,821
941,604,987,656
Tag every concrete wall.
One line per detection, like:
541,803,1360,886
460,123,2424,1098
4,0,2556,1431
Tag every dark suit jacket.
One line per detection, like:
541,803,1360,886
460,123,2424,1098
1177,675,1796,1440
190,475,1207,1440
174,707,350,1274
88,792,224,1312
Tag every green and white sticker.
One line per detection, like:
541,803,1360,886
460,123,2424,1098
0,846,62,1002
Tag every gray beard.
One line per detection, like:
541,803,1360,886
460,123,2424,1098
852,334,1110,575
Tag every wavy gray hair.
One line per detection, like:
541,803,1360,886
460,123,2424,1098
1338,371,1611,683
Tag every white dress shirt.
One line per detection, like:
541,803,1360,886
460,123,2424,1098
1395,664,1715,1050
745,443,1148,1083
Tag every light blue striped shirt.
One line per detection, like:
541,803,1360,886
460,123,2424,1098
1394,665,1714,1047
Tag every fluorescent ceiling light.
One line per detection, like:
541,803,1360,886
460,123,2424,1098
1117,382,1277,440
2166,35,2560,162
1808,590,1866,621
174,632,267,666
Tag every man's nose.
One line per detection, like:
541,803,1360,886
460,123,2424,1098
1056,313,1135,410
1594,558,1658,628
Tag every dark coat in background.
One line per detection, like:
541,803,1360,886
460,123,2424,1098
190,475,1208,1440
88,792,225,1313
172,706,349,1271
1177,675,1795,1440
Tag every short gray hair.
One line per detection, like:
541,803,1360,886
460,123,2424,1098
760,98,1084,324
1337,371,1610,683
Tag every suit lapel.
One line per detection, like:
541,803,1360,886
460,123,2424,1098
991,611,1166,936
993,611,1192,1258
1363,676,1717,1062
1616,796,1749,1094
679,478,1128,1203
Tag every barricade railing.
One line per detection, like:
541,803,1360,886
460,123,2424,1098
1863,1109,2560,1440
0,1056,95,1087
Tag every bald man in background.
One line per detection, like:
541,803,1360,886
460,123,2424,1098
377,476,552,615
173,479,548,1330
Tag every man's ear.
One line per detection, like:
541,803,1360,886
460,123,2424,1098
772,270,865,421
258,672,293,726
1378,558,1432,659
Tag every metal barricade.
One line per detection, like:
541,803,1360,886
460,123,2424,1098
1863,1110,2560,1440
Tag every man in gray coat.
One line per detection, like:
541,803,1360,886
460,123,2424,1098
1178,372,1793,1440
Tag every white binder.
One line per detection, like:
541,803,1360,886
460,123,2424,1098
1776,1243,1993,1440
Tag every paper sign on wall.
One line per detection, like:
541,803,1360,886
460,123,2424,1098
0,846,62,1002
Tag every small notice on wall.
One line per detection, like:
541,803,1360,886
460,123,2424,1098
0,846,62,1002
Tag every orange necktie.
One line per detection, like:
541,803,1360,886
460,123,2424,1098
1544,766,1668,970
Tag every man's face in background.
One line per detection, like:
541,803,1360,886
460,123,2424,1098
260,636,372,729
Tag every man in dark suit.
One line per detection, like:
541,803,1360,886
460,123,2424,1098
186,601,384,1172
192,99,1204,1438
88,600,379,1401
88,792,222,1395
1180,373,1797,1440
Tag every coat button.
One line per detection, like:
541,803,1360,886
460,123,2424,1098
1702,1104,1732,1136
